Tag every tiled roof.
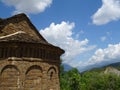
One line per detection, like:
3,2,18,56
0,13,48,44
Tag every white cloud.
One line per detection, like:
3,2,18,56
75,43,120,72
88,43,120,65
75,30,84,39
92,0,120,25
1,0,52,14
40,21,95,64
100,36,107,42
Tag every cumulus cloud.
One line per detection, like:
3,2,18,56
92,0,120,25
88,43,120,65
40,21,95,63
76,43,120,71
1,0,52,14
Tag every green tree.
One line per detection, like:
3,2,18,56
60,66,81,90
68,68,81,90
60,65,120,90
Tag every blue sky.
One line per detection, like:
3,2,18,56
1,0,120,71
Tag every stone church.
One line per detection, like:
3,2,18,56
0,13,64,90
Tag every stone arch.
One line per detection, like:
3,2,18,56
47,67,58,90
24,65,42,89
1,65,20,74
25,65,42,75
0,65,20,89
47,67,57,80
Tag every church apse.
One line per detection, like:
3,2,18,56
0,13,64,90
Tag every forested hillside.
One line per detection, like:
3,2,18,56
60,64,120,90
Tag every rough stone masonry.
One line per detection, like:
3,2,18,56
0,13,64,90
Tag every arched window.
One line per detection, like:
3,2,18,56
25,65,42,89
47,67,57,90
0,65,20,89
47,67,56,80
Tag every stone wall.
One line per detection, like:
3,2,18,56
0,42,62,90
0,57,60,90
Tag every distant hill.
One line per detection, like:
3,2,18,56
83,62,120,75
107,62,120,68
62,63,73,71
63,62,120,73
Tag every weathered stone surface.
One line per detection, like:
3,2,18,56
0,13,64,90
